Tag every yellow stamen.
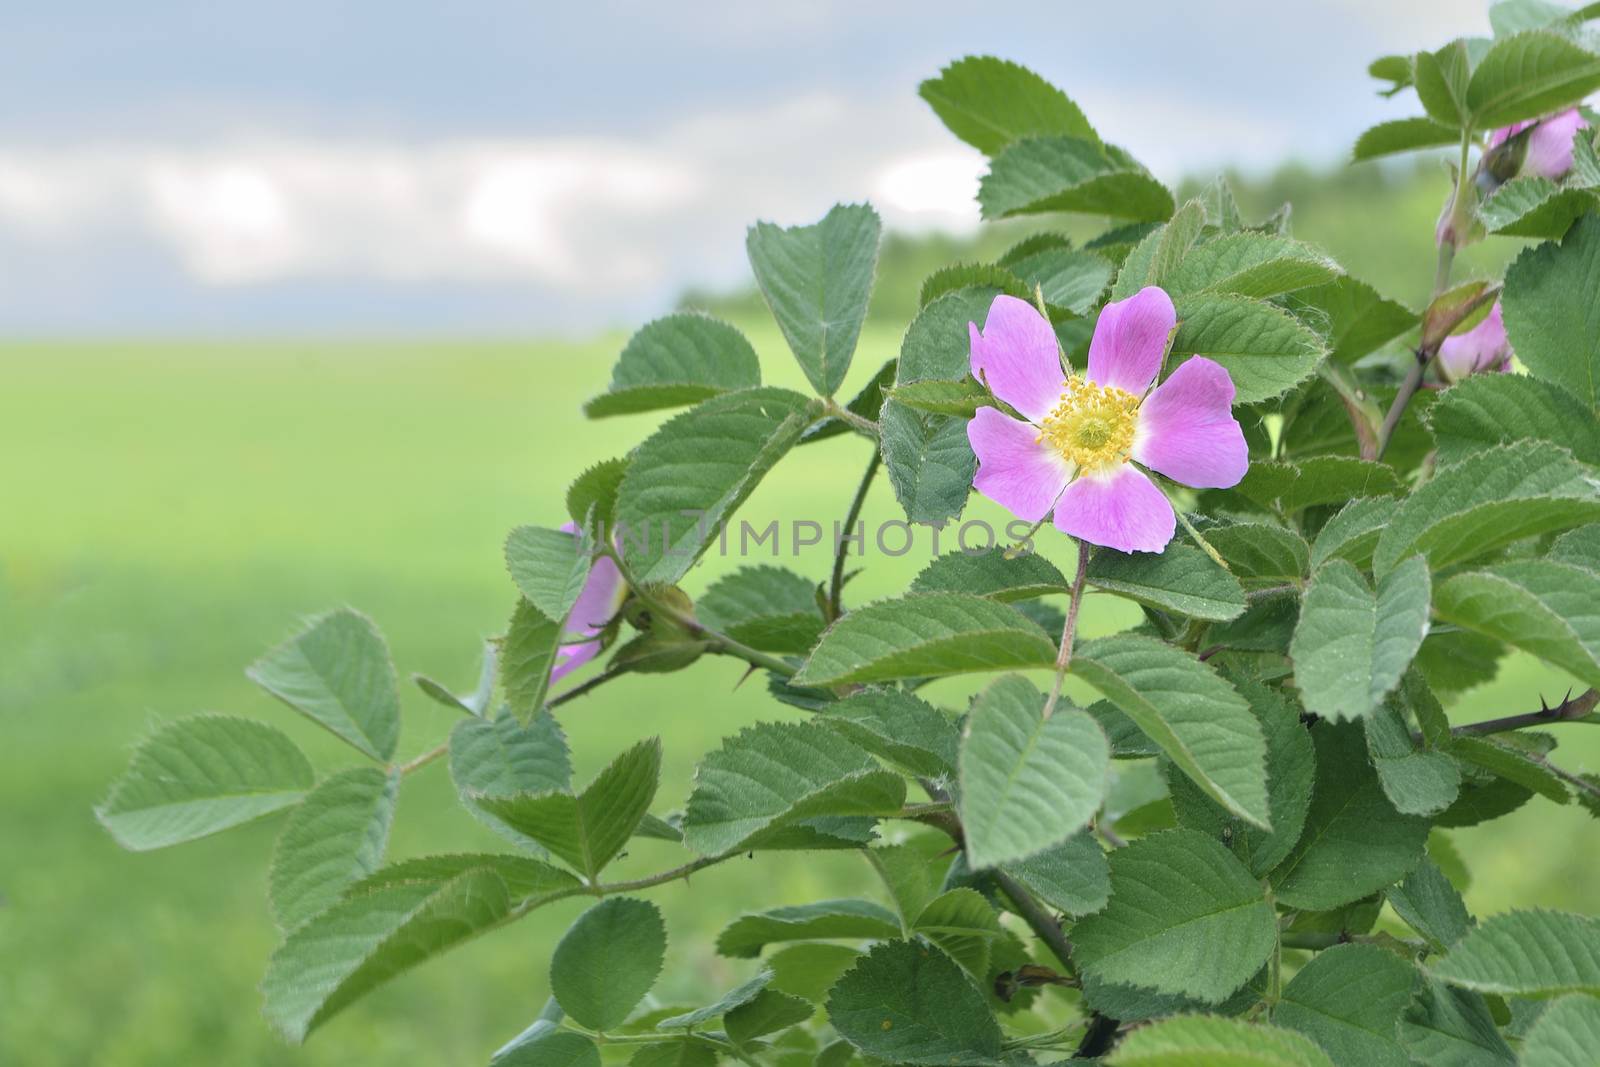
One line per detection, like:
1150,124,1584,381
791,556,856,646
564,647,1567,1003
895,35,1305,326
1036,375,1140,473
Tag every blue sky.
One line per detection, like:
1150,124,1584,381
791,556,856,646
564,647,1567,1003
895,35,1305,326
0,1,1485,333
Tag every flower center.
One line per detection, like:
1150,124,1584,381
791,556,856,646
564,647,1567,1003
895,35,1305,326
1037,376,1140,472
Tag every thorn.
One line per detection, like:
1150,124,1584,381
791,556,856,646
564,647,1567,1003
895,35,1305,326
732,664,758,691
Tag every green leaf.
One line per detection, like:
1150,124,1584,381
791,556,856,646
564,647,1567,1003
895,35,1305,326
1452,735,1570,803
826,940,1003,1066
1071,829,1277,1003
1002,831,1111,917
918,262,1032,308
1206,523,1311,587
473,739,662,879
898,287,1001,383
450,711,572,847
1086,542,1247,621
1434,559,1600,688
262,868,514,1041
1399,974,1515,1066
1415,41,1474,127
1371,442,1600,577
1291,556,1431,721
270,767,399,930
979,136,1175,222
247,608,401,761
566,458,630,533
804,357,896,445
1270,723,1430,911
887,378,994,418
1512,212,1600,406
506,525,593,624
492,1022,600,1067
918,56,1096,154
502,599,563,720
747,203,881,397
1168,675,1314,878
1005,246,1114,314
1071,635,1270,829
818,689,961,779
911,548,1070,601
1549,522,1600,569
697,566,826,654
1311,498,1399,571
1165,234,1342,299
957,675,1109,869
97,715,314,851
1235,457,1402,515
1276,944,1418,1067
681,722,906,855
615,387,822,584
1466,31,1600,129
551,898,667,1030
351,852,580,902
1365,703,1461,816
1171,293,1329,404
793,593,1055,688
725,988,815,1045
768,944,862,1003
414,640,497,717
868,832,957,927
1433,909,1600,998
1287,277,1416,365
1478,176,1597,238
658,970,773,1029
1389,857,1474,951
912,888,1002,979
716,899,901,958
878,400,977,525
1519,993,1600,1067
1353,116,1462,161
1106,1014,1337,1067
585,313,761,418
1428,372,1600,466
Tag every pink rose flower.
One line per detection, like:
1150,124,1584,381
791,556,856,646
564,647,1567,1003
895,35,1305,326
1437,301,1513,384
551,521,625,682
1488,108,1590,181
965,289,1248,554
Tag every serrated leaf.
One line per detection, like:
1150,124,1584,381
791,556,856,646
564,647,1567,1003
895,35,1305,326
502,599,563,720
1549,522,1600,569
1311,498,1399,571
887,378,993,418
1434,559,1600,688
910,548,1070,601
567,458,630,533
1399,974,1515,1066
473,739,661,879
585,313,761,417
878,400,977,526
768,944,862,1004
697,566,826,654
450,711,572,848
716,899,901,958
1171,292,1328,403
615,387,821,584
1206,523,1311,586
1415,41,1474,127
1466,31,1600,129
1353,117,1462,161
1287,276,1416,365
1270,723,1430,911
1365,702,1461,816
1165,233,1342,299
247,609,401,761
979,136,1174,222
918,56,1097,154
1389,857,1474,951
270,767,399,931
97,715,314,851
1071,829,1276,1003
1519,993,1600,1067
918,263,1032,308
1005,246,1114,314
826,940,1003,1066
551,898,667,1030
1275,944,1418,1067
1168,675,1314,877
868,832,957,927
1479,175,1597,237
1429,372,1600,466
1452,734,1570,803
898,286,1003,384
818,689,961,779
1086,542,1247,621
912,888,1001,979
1002,831,1111,917
1235,457,1402,515
1371,442,1600,577
1107,1014,1337,1067
1071,634,1270,829
351,852,580,902
725,988,815,1045
1504,208,1600,409
414,640,497,717
1291,556,1431,721
658,970,773,1029
747,203,880,397
262,868,514,1041
793,593,1055,687
681,722,906,855
506,525,593,624
492,1022,600,1067
957,675,1109,869
1433,909,1600,998
627,1042,717,1067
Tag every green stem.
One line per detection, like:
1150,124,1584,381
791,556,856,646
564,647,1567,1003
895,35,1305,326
828,451,881,620
823,399,880,438
1450,688,1598,738
994,869,1076,972
1043,541,1089,719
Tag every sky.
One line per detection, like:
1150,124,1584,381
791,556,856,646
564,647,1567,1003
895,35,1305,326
0,1,1490,335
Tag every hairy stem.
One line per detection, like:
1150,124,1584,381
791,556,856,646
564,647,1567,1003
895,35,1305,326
994,869,1076,971
1043,541,1089,718
828,450,881,620
822,398,881,438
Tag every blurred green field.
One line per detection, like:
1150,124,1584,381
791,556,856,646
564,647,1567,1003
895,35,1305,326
2,163,1597,1065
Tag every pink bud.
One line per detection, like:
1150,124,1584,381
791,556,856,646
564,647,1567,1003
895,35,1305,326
1437,302,1512,384
1489,109,1590,180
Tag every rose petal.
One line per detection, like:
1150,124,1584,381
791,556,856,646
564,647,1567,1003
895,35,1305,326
1438,302,1511,383
1053,462,1175,553
1131,357,1249,489
1524,108,1589,180
548,525,625,682
1087,286,1175,396
967,406,1074,523
551,638,603,683
970,295,1067,423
